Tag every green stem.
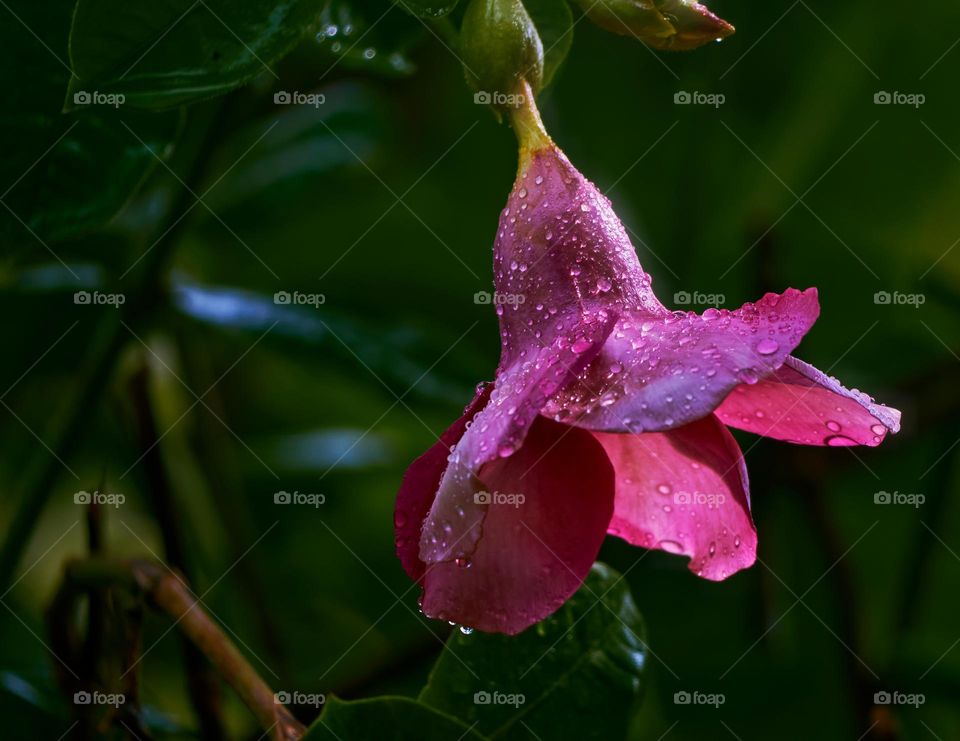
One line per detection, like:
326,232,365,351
508,79,553,160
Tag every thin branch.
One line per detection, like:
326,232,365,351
58,558,306,741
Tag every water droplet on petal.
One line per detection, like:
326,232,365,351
756,338,779,355
825,434,858,447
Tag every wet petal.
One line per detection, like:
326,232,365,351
494,144,666,370
420,415,615,634
419,310,617,563
714,355,901,446
395,384,492,582
593,414,756,580
544,288,821,434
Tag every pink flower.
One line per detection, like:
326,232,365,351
395,112,900,635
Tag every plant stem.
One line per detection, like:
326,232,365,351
62,558,306,741
509,79,553,159
128,362,228,740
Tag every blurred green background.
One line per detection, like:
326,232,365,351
1,0,959,738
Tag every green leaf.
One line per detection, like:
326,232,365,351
523,0,573,88
66,0,325,110
419,563,647,740
302,696,487,740
0,0,180,248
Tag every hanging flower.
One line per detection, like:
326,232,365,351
395,91,900,635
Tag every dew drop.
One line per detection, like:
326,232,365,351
756,338,779,355
825,434,858,447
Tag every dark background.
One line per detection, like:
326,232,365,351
1,0,959,738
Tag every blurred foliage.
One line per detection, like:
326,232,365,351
1,0,960,738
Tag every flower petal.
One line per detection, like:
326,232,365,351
544,288,821,434
592,414,756,581
395,384,493,583
494,144,666,371
419,310,617,564
420,415,615,634
714,355,901,446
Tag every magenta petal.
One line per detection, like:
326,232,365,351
418,310,616,564
544,288,821,434
395,384,492,583
420,416,615,634
593,414,756,581
714,355,901,446
494,144,666,372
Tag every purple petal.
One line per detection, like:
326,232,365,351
493,144,666,372
593,414,756,580
418,310,616,564
395,384,492,583
544,288,821,434
714,355,901,446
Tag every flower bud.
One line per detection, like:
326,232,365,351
460,0,544,114
574,0,733,51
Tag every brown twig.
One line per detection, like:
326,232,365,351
57,557,306,741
